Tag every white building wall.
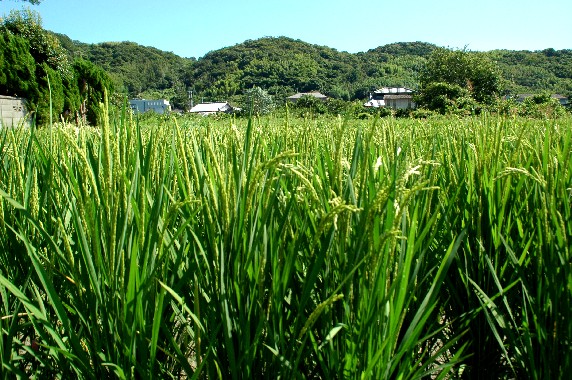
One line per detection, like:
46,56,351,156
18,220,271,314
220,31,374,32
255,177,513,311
129,99,171,114
0,96,30,128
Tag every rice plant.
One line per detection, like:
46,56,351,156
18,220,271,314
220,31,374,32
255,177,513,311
0,108,570,378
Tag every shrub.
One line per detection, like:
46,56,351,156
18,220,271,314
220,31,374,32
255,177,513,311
518,93,566,118
292,94,328,114
242,86,275,115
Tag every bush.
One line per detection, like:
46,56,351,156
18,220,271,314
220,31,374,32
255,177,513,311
35,63,65,125
414,82,470,114
292,94,328,115
325,98,350,115
242,86,275,115
518,93,566,118
410,108,439,118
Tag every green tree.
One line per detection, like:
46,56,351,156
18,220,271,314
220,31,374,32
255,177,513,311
0,31,38,99
35,62,65,124
242,86,274,115
1,8,70,78
1,9,114,125
292,94,327,114
414,82,478,114
62,71,82,121
419,48,503,106
73,58,114,125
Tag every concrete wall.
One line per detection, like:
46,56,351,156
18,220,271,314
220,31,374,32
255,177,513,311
384,96,416,110
0,95,30,128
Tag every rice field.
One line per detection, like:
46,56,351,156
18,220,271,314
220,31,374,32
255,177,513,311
0,106,571,379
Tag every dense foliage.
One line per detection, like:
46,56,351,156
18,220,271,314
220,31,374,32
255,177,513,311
415,48,503,113
56,36,572,109
0,111,571,378
492,48,572,95
2,9,571,118
241,86,275,115
56,35,194,109
0,9,112,124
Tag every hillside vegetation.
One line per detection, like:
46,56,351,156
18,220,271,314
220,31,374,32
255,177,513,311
55,33,193,107
59,36,572,108
2,7,571,116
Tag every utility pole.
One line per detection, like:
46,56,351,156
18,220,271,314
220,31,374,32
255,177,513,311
187,89,194,111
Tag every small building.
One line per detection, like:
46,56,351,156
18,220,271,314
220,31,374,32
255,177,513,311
189,102,235,115
0,95,30,128
364,87,415,108
129,99,171,114
384,94,416,110
286,91,328,103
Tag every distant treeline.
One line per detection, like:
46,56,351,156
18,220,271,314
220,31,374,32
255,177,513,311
58,35,572,110
2,8,572,118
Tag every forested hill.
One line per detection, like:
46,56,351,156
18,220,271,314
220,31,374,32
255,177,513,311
54,33,194,107
55,35,572,109
191,39,439,103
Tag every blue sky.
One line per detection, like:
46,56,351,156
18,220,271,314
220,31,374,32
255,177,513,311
1,0,571,58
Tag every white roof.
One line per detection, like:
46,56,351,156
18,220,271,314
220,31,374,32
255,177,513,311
373,87,414,95
189,102,231,113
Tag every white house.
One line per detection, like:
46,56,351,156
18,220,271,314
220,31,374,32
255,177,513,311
189,102,235,115
129,99,171,114
364,87,415,109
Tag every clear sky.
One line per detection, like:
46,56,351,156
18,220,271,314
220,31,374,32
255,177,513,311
1,0,571,58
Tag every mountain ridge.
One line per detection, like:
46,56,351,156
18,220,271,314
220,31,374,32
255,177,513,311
53,34,572,109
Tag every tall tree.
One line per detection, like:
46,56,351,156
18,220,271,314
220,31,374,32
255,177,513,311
1,8,114,125
419,48,503,105
1,8,71,78
242,86,275,115
0,31,38,98
73,59,114,125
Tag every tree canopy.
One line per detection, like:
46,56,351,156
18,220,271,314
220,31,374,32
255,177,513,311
242,86,275,115
63,36,571,109
3,13,571,120
415,48,504,113
420,48,503,102
0,9,113,124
